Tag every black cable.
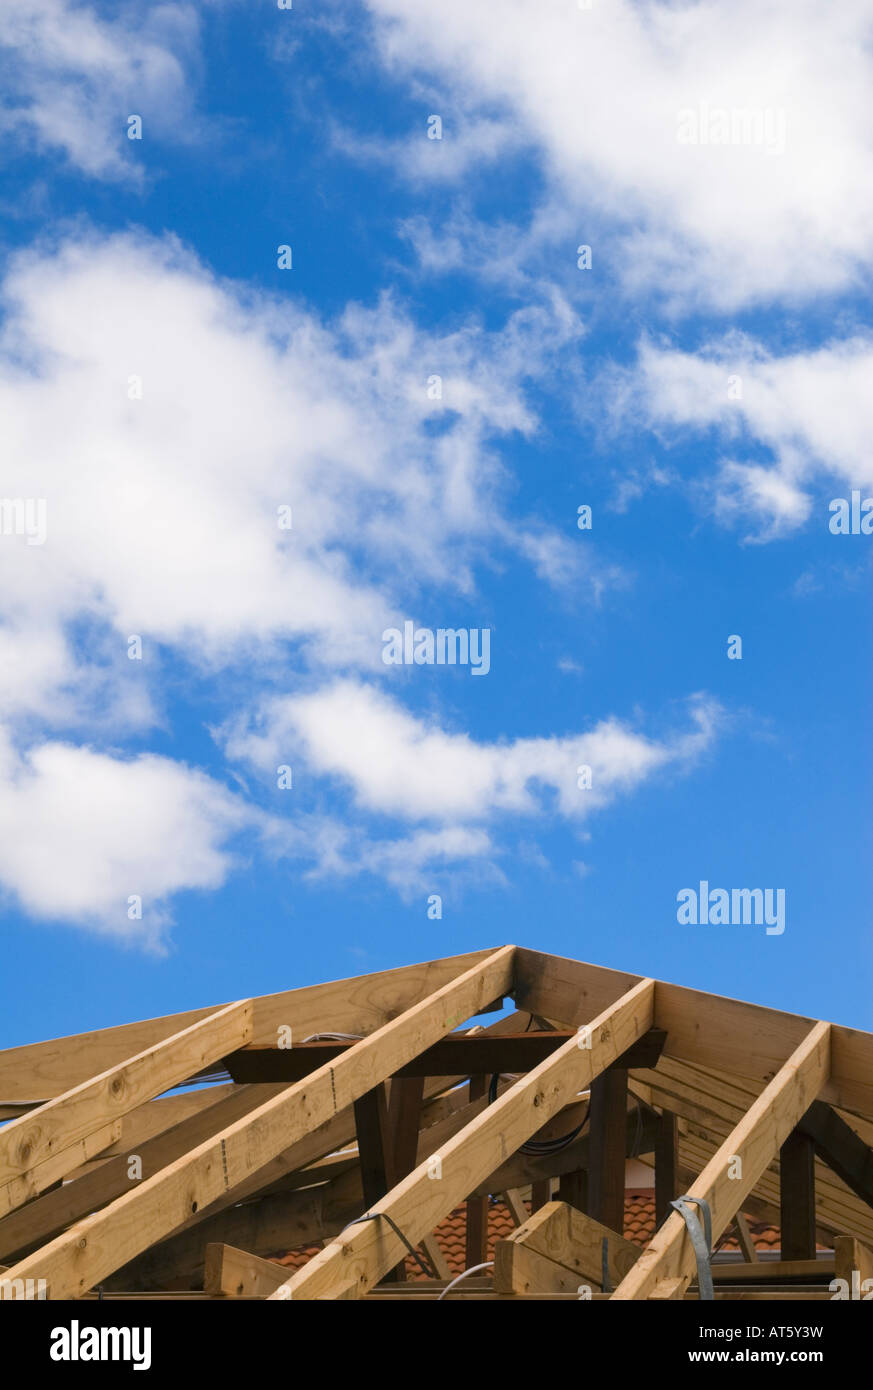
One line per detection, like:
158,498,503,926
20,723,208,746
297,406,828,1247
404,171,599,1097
486,1071,591,1154
341,1211,436,1280
519,1111,589,1156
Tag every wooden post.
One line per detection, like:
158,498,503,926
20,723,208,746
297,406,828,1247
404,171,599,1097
388,1076,424,1179
558,1169,588,1213
780,1128,816,1261
385,1076,425,1280
531,1179,553,1213
354,1084,394,1209
655,1110,678,1228
465,1077,489,1267
589,1068,628,1234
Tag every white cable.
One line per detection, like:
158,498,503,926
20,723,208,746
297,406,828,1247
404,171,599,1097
300,1032,364,1043
437,1261,494,1300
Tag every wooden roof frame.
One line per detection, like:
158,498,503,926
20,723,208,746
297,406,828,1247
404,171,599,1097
1,944,871,1301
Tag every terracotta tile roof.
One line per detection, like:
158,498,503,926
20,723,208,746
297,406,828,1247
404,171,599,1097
270,1243,322,1274
622,1190,782,1252
268,1191,790,1280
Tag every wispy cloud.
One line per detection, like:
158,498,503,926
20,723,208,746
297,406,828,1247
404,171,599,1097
617,334,873,540
0,0,202,181
361,0,873,309
224,678,721,824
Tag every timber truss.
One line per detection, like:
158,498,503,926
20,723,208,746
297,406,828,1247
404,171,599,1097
1,945,872,1301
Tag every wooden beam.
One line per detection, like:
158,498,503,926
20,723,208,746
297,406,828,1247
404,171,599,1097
354,1084,394,1208
222,1028,667,1082
530,1179,553,1213
476,1099,658,1196
114,1071,475,1290
388,1077,425,1179
799,1099,873,1208
733,1213,759,1264
780,1129,816,1261
512,949,643,1030
834,1236,873,1296
103,1025,530,1289
75,1085,239,1164
632,1063,873,1248
0,1000,252,1216
494,1242,581,1294
611,1021,831,1300
366,1284,833,1301
111,1171,366,1290
1,946,514,1299
112,1086,619,1290
494,1200,639,1295
514,947,873,1115
650,1276,686,1300
384,1075,425,1280
0,1123,122,1224
503,1189,529,1226
557,1169,587,1213
672,1104,873,1251
0,948,498,1103
710,1257,832,1283
588,1067,627,1233
203,1243,289,1298
655,1110,679,1228
465,1077,489,1268
0,1084,286,1262
420,1233,450,1281
268,976,655,1299
678,1128,870,1250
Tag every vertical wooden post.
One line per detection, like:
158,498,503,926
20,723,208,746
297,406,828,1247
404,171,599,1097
389,1076,425,1178
465,1077,489,1268
530,1178,553,1212
384,1076,425,1281
654,1110,679,1228
588,1068,627,1234
353,1083,393,1209
780,1128,816,1260
558,1169,588,1213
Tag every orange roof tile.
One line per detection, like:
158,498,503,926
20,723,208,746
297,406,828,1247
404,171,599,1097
268,1191,796,1281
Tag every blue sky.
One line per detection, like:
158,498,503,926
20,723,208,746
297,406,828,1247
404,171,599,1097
0,0,871,1048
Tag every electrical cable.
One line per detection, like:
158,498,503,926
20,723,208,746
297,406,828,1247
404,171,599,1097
437,1261,494,1300
300,1032,364,1044
340,1211,436,1280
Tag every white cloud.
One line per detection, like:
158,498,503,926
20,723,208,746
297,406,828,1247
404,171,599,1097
221,679,720,896
225,678,720,825
0,230,592,726
0,0,200,180
0,228,614,935
332,114,522,186
352,826,500,897
623,335,873,539
0,729,250,949
363,0,873,308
